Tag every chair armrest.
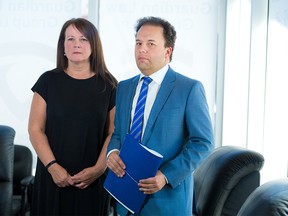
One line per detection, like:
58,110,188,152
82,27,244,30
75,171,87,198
20,176,34,187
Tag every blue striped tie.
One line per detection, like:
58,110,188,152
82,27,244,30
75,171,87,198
130,77,152,142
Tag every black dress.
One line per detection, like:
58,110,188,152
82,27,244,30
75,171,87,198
31,68,116,216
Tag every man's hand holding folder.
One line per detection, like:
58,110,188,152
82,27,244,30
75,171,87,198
104,134,163,214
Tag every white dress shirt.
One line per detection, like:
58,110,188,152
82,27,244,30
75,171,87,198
130,64,168,140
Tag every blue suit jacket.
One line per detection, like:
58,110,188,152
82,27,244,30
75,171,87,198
108,67,214,216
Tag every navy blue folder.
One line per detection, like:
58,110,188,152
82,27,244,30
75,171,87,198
104,134,163,214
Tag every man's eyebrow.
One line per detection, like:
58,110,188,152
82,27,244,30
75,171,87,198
135,39,156,42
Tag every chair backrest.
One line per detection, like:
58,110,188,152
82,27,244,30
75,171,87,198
193,145,264,216
0,125,15,216
13,144,33,195
237,178,288,216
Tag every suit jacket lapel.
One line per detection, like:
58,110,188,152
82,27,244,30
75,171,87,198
142,69,176,144
123,75,140,134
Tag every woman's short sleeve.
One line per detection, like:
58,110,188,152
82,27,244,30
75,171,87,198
31,72,49,102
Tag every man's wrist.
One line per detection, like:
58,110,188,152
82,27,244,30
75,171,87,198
106,149,120,159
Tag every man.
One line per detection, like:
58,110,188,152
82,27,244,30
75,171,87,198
107,16,214,215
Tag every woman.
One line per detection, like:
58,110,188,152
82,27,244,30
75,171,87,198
28,18,117,215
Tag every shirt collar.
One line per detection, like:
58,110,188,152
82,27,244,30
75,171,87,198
139,64,169,85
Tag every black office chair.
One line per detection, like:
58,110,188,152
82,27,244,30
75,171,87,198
193,145,265,216
12,144,34,216
237,178,288,216
0,125,15,216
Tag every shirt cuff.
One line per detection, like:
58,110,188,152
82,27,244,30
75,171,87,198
106,149,120,160
163,174,169,184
